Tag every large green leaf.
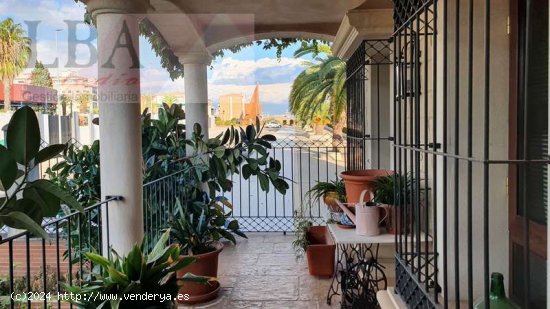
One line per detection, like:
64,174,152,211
179,272,212,285
29,179,83,211
82,252,111,269
0,146,17,191
35,144,66,164
6,106,41,164
0,211,48,239
124,245,143,281
147,229,171,263
22,186,60,217
3,198,43,224
107,266,129,285
258,173,270,192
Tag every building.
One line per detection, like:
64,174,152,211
218,93,244,121
15,71,98,114
243,84,262,124
0,83,58,111
218,85,262,123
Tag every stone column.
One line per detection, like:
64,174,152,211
89,0,146,256
180,52,212,140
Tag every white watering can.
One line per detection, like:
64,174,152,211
337,190,389,236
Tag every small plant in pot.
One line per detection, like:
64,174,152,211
64,229,210,309
168,196,245,304
292,218,335,278
372,174,412,234
305,179,346,213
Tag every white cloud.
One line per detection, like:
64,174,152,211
0,0,87,29
210,57,305,85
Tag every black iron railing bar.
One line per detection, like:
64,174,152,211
482,0,491,306
453,0,461,304
466,0,474,305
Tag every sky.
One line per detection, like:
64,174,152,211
0,0,313,115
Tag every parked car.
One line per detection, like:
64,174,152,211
266,122,282,128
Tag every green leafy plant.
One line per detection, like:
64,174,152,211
141,104,186,182
169,197,246,255
0,106,82,238
166,119,289,254
292,219,313,260
47,140,101,207
64,230,210,309
181,119,289,197
372,174,412,206
305,179,346,204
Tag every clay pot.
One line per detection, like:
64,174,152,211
306,226,336,278
177,242,223,304
340,170,394,203
386,204,413,234
323,192,343,213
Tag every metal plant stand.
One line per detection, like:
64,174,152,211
325,224,392,309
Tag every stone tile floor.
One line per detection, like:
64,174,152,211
180,233,340,309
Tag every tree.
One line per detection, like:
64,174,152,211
0,18,31,111
289,43,346,146
30,61,53,87
76,93,92,113
60,94,71,116
162,94,177,106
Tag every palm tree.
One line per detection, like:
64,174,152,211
0,18,31,111
289,43,346,146
60,94,71,116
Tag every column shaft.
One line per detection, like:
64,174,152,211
96,13,143,255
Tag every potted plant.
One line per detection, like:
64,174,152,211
164,119,288,304
372,174,412,234
340,169,394,204
0,106,82,239
64,230,210,309
168,197,245,304
305,179,346,212
292,219,335,278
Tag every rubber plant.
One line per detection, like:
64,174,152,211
166,119,289,303
64,229,211,309
167,118,290,250
0,106,82,239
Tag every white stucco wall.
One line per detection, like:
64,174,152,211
433,0,510,301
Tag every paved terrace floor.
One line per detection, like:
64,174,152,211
180,233,338,309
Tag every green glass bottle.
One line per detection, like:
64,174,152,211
473,273,520,309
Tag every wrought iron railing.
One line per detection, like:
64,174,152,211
142,169,186,249
375,0,549,308
346,40,394,171
0,197,118,309
140,135,351,235
225,137,348,232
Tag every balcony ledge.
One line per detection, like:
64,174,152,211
377,287,408,309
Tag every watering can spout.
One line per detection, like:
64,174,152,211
336,200,356,224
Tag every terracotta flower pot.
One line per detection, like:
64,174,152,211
306,226,336,278
386,204,413,234
177,242,223,305
340,170,393,204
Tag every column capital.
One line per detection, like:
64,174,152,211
84,0,150,18
332,9,394,60
177,51,213,66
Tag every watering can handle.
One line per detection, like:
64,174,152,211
378,205,390,224
358,189,374,206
